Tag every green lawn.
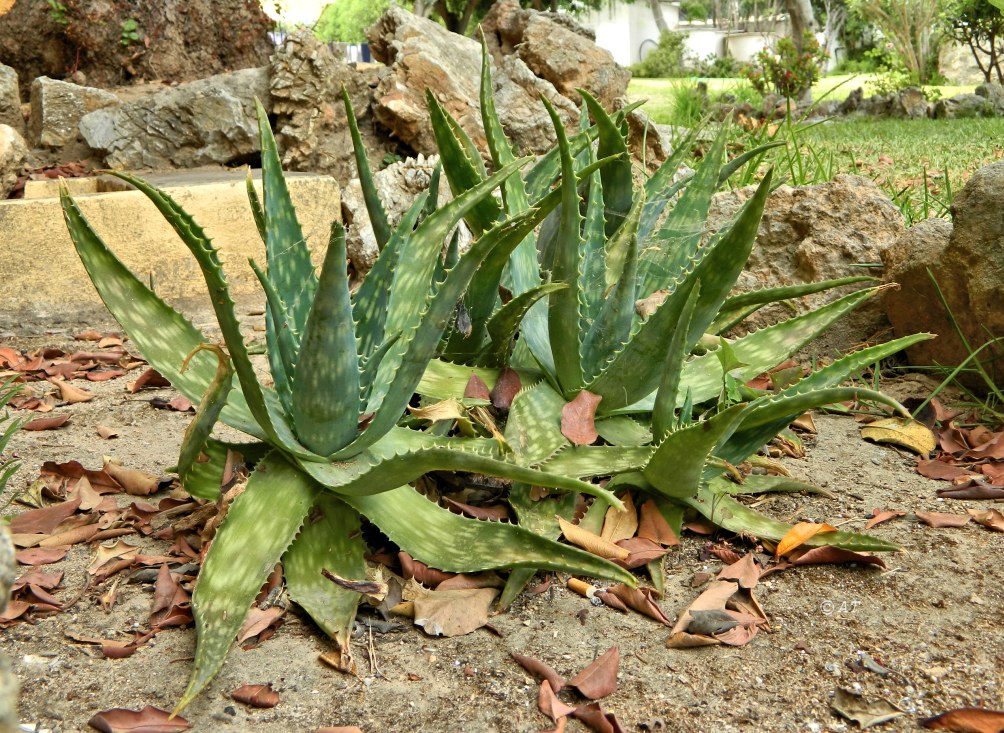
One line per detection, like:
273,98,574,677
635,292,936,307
627,76,1002,222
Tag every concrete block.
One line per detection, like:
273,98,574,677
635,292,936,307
0,167,339,329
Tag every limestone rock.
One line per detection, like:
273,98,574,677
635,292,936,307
975,80,1004,113
28,76,119,149
79,68,270,169
368,6,577,157
0,64,21,134
932,93,993,119
0,124,27,199
709,175,904,356
939,41,987,86
890,87,930,119
269,30,392,181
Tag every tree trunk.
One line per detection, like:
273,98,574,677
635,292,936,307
784,0,816,50
649,0,670,36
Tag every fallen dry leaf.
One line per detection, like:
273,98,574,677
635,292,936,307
15,547,68,565
921,707,1004,732
637,500,679,546
413,587,499,637
789,546,886,569
831,688,905,729
150,564,192,629
87,705,190,732
916,511,971,528
607,584,670,624
232,683,280,709
103,459,161,496
10,497,81,535
557,517,629,561
96,425,119,439
512,653,567,694
128,368,171,393
49,378,94,403
865,509,906,529
489,367,521,410
88,540,140,576
861,417,936,455
561,390,603,446
716,553,760,589
600,493,638,543
538,680,577,722
570,702,625,733
917,459,980,482
613,537,667,570
463,373,491,401
937,483,1004,500
569,646,619,699
22,414,71,431
775,522,837,558
967,508,1004,532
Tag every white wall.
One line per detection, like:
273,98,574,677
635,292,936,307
581,0,679,66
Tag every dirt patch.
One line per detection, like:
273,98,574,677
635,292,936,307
2,326,1003,733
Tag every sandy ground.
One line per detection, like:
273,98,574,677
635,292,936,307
1,325,1003,733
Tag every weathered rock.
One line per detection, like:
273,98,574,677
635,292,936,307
28,76,119,149
0,124,28,199
514,13,629,108
368,6,577,157
975,80,1004,113
939,40,987,86
710,175,905,356
838,87,864,115
79,68,270,169
932,93,994,119
0,63,21,133
270,30,393,182
890,87,930,119
883,163,1004,387
342,153,460,274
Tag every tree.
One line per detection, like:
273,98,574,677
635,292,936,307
846,0,946,83
315,0,394,42
785,0,818,52
943,0,1004,82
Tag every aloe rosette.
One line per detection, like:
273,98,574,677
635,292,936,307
59,99,641,710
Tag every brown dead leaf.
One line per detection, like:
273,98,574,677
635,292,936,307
10,497,81,534
561,390,603,446
74,329,104,341
538,680,577,722
68,476,103,511
463,373,491,401
865,509,906,529
103,459,161,496
921,707,1004,732
916,511,971,528
96,425,119,439
613,537,667,569
128,368,171,393
413,587,499,637
716,553,760,589
232,683,280,709
606,584,670,624
775,522,837,558
22,414,71,431
637,500,679,546
917,459,979,482
87,705,190,732
831,688,905,729
49,378,94,403
511,652,567,694
967,508,1004,532
15,547,68,565
489,368,521,410
441,497,511,522
570,702,625,733
88,540,140,576
600,493,638,543
789,546,887,568
569,646,619,700
937,483,1004,499
150,564,192,628
557,517,629,561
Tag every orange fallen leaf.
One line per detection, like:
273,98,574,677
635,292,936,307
103,459,161,496
865,509,906,529
637,500,679,546
87,705,190,732
967,508,1004,532
921,707,1004,732
232,683,280,709
775,522,837,558
557,517,629,561
569,646,619,700
916,511,971,528
538,679,576,722
22,414,71,431
512,652,566,694
49,378,94,403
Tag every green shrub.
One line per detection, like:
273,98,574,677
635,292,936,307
632,31,691,78
742,32,828,98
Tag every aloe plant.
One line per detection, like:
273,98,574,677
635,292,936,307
60,99,643,711
423,46,931,584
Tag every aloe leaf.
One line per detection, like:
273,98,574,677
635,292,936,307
652,282,701,442
639,126,700,241
637,126,728,298
581,90,632,237
292,221,362,455
643,403,748,499
101,171,295,454
177,345,233,490
255,99,317,337
538,445,654,478
284,494,366,655
717,141,786,185
347,204,549,457
59,185,261,437
249,257,298,413
504,382,569,466
178,453,318,712
477,283,567,367
578,148,607,329
353,193,427,363
681,482,900,552
417,360,503,401
345,487,635,584
542,98,586,396
179,438,268,501
595,416,653,446
342,87,390,250
711,276,878,334
423,162,442,220
428,92,499,236
245,169,266,243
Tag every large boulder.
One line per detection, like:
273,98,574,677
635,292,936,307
883,162,1004,388
709,175,905,356
0,124,28,198
932,93,994,119
79,67,270,169
0,63,21,133
368,6,578,157
28,76,119,150
975,80,1004,114
890,87,930,119
269,31,394,182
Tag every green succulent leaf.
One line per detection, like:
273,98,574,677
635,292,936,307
177,344,233,491
581,90,632,237
345,486,635,584
477,283,567,367
178,438,268,501
245,169,266,243
504,382,569,466
178,453,318,712
284,494,367,656
652,281,701,442
342,87,391,250
249,257,299,413
538,444,654,479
